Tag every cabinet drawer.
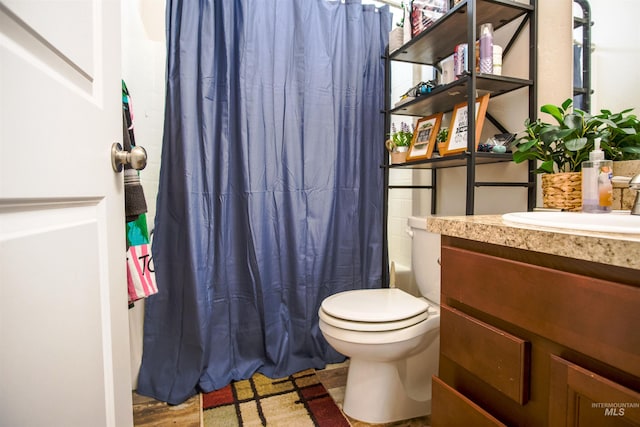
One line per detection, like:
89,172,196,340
432,375,507,427
549,355,640,427
441,245,640,378
441,304,530,404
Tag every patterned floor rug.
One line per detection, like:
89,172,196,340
202,369,351,426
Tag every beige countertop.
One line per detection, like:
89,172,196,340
426,214,640,271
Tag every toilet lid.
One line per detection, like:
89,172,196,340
319,306,430,332
321,288,429,326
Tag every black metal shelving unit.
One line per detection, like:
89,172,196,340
383,0,537,214
381,0,537,284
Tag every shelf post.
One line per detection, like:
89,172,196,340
431,168,437,215
465,0,477,215
382,45,391,287
528,0,538,211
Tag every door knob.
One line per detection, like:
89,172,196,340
111,142,147,172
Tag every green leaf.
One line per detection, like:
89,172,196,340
539,160,555,174
557,128,576,139
541,128,573,144
541,104,564,124
595,118,617,128
561,98,573,111
512,150,538,164
565,137,588,151
516,138,540,151
563,113,582,130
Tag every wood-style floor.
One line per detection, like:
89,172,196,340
132,360,431,427
132,391,200,427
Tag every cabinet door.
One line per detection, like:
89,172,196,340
440,304,530,404
432,375,507,427
549,355,640,426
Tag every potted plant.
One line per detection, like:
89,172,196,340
597,108,640,209
513,99,640,210
386,121,414,164
596,108,640,162
512,99,604,210
436,127,448,155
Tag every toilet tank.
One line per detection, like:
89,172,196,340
407,216,441,305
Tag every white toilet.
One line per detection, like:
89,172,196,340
318,216,441,424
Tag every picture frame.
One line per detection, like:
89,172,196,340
406,113,443,161
440,94,490,156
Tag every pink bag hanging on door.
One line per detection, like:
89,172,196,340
126,215,157,302
126,241,157,302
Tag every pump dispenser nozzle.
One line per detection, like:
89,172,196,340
590,138,604,161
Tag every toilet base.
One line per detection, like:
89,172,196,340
342,336,439,424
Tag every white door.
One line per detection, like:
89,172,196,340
0,1,133,426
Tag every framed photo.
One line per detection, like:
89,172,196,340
440,94,490,156
407,113,443,161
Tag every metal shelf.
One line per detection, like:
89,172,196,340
390,74,532,117
389,0,533,66
384,152,514,170
382,0,537,209
381,0,537,287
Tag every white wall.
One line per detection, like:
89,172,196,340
122,1,165,229
588,0,640,113
387,62,433,271
121,0,166,389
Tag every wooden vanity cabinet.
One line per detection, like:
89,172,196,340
433,236,640,427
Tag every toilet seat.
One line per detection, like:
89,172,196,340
320,288,430,332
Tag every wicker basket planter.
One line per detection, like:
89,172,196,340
541,172,582,211
390,150,408,164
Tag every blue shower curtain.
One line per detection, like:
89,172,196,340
137,0,391,405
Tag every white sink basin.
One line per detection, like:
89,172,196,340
502,211,640,234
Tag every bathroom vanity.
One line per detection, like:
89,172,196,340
426,215,640,426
